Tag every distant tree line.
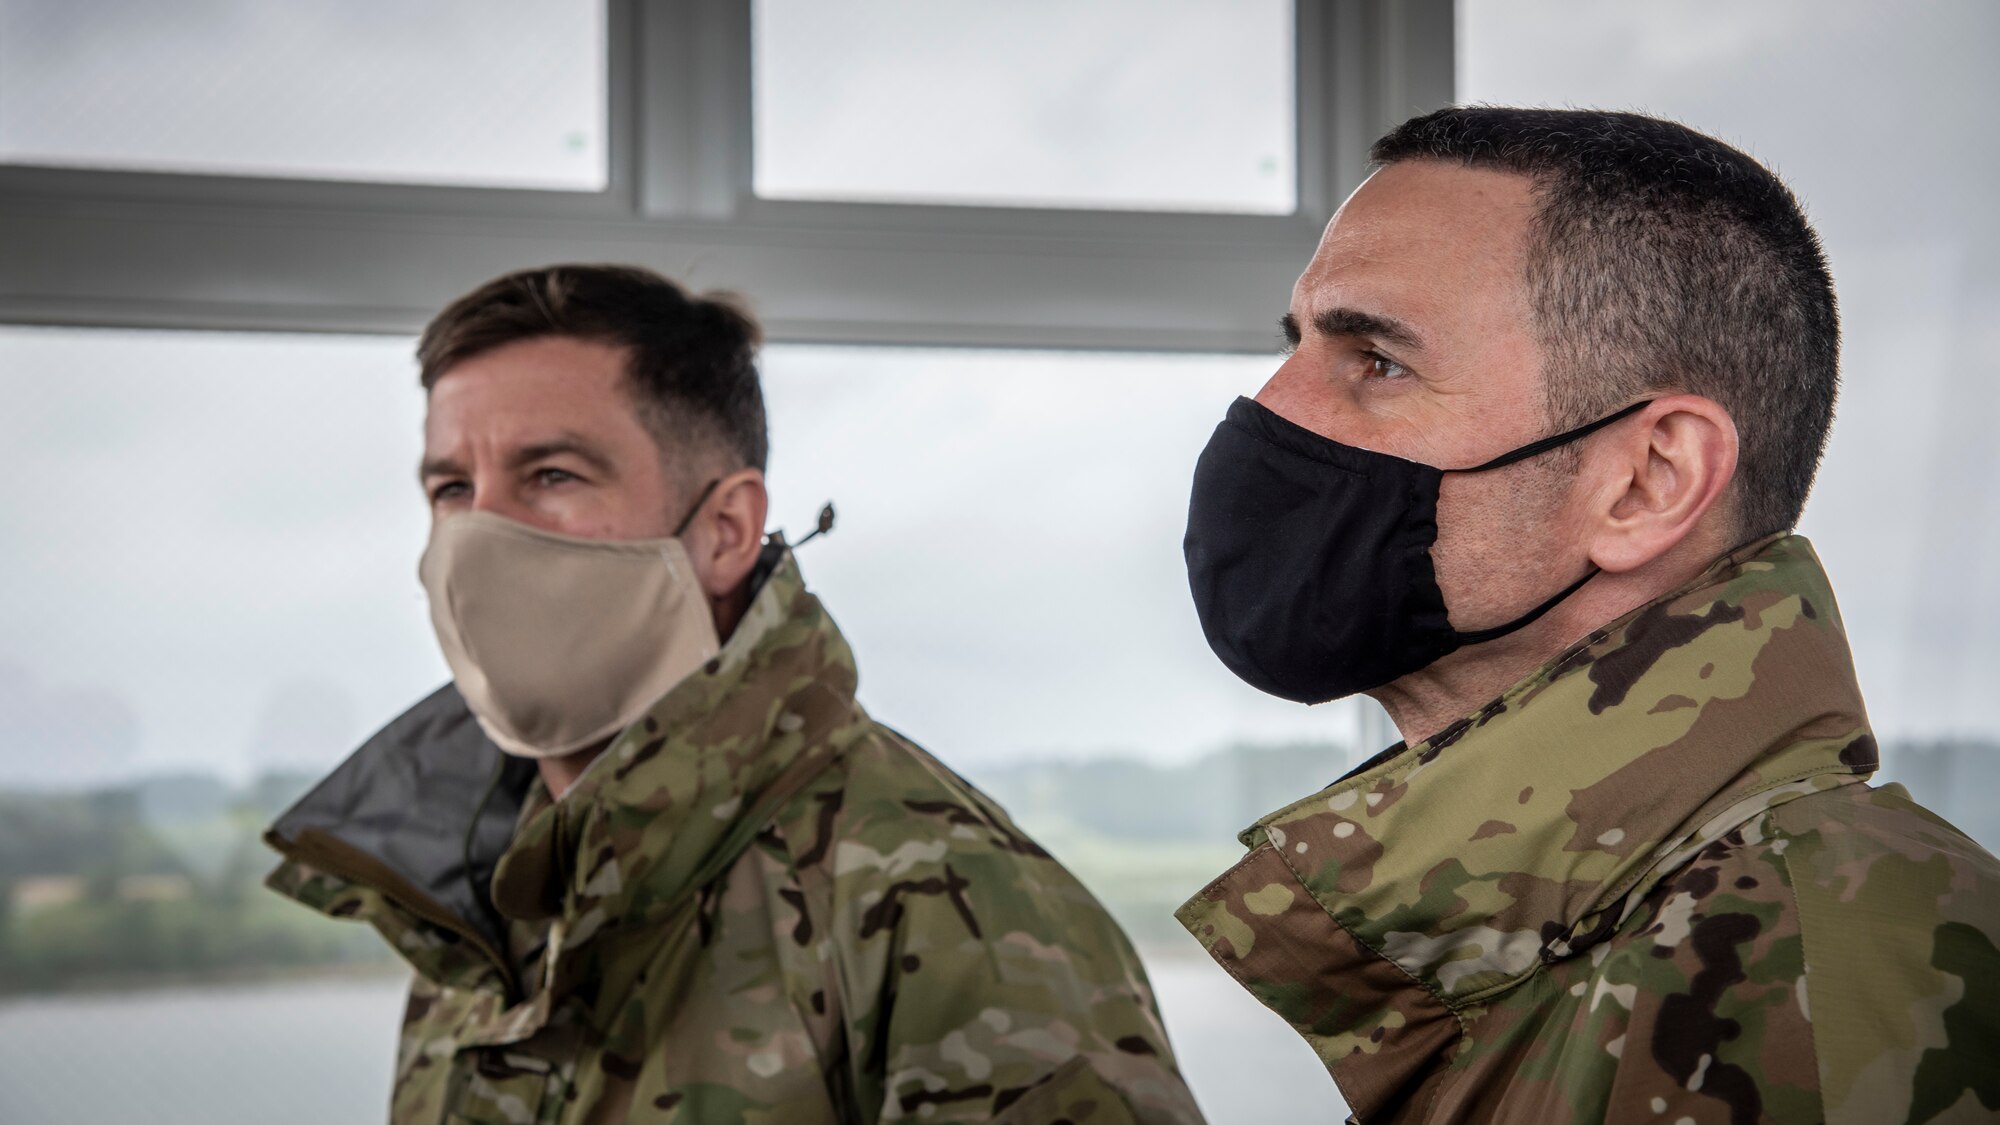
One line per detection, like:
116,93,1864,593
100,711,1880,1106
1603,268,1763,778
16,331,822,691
3,739,1992,992
0,774,389,994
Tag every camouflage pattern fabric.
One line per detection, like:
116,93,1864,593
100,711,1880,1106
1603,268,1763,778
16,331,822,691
269,550,1204,1125
1178,534,2000,1124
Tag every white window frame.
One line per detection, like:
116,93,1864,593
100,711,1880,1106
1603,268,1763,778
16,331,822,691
0,0,1452,352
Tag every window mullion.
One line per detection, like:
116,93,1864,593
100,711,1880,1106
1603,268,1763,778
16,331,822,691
639,0,753,220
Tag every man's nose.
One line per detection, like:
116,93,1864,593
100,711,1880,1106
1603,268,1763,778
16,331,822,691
467,477,529,522
1253,350,1351,441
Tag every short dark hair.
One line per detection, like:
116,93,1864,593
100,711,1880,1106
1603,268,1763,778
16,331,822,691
1372,107,1839,537
417,264,769,474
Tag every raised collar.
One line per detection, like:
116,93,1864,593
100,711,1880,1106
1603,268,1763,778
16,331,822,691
266,544,867,1010
1176,534,1878,1119
488,546,868,951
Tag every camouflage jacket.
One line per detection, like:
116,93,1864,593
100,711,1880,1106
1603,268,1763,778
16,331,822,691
268,547,1204,1125
1178,534,2000,1124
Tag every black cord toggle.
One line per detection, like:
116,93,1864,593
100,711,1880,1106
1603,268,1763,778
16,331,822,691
793,501,837,547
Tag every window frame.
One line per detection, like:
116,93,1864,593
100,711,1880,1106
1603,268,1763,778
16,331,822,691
0,0,1452,352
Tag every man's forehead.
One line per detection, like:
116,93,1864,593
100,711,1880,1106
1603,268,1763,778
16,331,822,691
423,362,640,459
1291,162,1537,321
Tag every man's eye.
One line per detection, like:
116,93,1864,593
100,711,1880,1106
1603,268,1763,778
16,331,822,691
428,481,469,503
533,467,580,487
1362,350,1410,380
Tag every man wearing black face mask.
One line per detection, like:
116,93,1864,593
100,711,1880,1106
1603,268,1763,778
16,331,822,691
1177,108,2000,1124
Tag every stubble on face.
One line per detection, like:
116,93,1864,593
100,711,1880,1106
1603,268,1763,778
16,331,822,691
1430,447,1588,633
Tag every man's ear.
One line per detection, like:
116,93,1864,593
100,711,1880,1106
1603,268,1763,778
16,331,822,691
685,468,769,599
1586,395,1739,574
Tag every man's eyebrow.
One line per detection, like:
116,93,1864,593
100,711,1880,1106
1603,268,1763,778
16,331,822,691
507,434,618,477
418,454,465,482
416,434,620,482
1297,306,1426,352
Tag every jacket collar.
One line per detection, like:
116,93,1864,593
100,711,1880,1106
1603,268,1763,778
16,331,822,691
486,545,867,961
1176,534,1877,1118
266,544,865,1003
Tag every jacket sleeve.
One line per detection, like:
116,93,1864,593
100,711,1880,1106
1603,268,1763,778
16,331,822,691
789,760,1206,1125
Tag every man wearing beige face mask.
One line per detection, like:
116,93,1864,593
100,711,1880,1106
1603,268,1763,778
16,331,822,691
263,265,1204,1125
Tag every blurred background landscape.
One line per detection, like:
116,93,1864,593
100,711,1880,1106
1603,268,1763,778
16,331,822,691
0,739,1330,995
3,737,1994,995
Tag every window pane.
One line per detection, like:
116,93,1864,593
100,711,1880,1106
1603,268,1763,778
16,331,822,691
752,0,1296,214
0,327,434,1121
0,329,1335,1121
764,346,1336,1120
0,0,607,190
1459,0,2000,847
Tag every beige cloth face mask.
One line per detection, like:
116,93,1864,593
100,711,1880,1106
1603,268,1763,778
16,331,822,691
419,511,722,759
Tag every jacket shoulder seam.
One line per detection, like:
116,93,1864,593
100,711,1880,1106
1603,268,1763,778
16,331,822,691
1773,814,1831,1120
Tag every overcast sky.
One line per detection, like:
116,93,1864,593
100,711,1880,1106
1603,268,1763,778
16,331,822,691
0,331,1358,788
0,0,605,188
3,0,1997,789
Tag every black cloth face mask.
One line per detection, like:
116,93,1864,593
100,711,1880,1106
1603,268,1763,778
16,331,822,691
1184,396,1650,704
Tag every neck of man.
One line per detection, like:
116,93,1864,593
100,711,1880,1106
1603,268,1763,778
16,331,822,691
535,578,757,799
537,740,608,800
1370,532,1737,747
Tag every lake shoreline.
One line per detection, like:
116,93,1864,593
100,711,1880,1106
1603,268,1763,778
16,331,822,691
0,957,407,1002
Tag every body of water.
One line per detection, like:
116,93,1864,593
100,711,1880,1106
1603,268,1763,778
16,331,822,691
0,953,1340,1123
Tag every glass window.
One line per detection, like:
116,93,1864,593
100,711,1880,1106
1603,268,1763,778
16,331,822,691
0,328,1335,1122
751,0,1297,214
1459,0,2000,846
0,0,607,190
0,327,436,1123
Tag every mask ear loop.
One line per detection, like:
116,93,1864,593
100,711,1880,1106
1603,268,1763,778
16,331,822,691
1451,566,1601,645
1451,399,1652,473
1442,400,1651,645
670,478,724,538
